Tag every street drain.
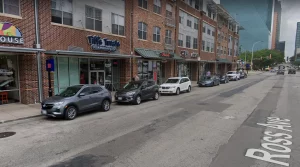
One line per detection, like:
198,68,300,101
0,132,16,139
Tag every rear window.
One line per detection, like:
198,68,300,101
166,79,179,83
227,72,235,74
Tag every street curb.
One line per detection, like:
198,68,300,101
0,114,42,125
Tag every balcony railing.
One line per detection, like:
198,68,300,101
165,17,176,28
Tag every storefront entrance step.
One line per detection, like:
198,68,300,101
0,103,41,124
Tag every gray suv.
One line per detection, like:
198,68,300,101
41,85,112,120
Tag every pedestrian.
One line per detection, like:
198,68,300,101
206,71,211,77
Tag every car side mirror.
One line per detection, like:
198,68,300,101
79,93,86,97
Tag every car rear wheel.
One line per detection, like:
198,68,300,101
64,106,77,120
235,77,238,81
153,92,159,100
175,88,180,95
133,95,141,105
187,86,191,93
101,99,110,111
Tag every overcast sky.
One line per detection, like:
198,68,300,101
280,0,300,58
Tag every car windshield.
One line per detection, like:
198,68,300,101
58,85,83,97
123,82,142,90
165,79,179,83
227,72,235,74
201,76,212,81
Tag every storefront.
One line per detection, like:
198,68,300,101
135,48,181,85
176,51,199,81
216,59,231,75
45,50,132,94
0,22,45,105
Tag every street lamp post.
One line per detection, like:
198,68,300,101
251,41,263,71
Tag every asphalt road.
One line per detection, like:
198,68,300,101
1,72,299,167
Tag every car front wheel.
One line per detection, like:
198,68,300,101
153,92,159,100
64,106,77,120
187,86,191,93
175,88,180,95
133,95,142,105
101,99,110,111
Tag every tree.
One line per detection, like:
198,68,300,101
239,49,285,69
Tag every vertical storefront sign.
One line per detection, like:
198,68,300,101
153,71,157,81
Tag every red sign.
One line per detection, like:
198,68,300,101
153,71,157,81
160,52,171,58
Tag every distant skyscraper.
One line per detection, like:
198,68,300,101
219,0,275,51
277,41,285,54
295,22,300,60
273,0,282,49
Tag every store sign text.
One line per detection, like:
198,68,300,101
0,22,24,45
87,35,120,52
160,52,172,58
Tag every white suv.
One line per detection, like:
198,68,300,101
159,77,192,95
226,71,240,81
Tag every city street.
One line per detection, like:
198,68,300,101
1,72,299,167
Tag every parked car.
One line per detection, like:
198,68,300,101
115,80,159,105
198,75,220,87
288,69,296,74
218,75,229,84
159,77,192,95
240,72,247,79
226,71,240,81
277,70,284,75
41,85,112,120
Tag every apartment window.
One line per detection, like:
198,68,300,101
85,6,102,31
138,0,148,9
203,25,206,33
206,42,210,52
165,30,172,45
0,0,20,15
207,29,211,35
211,43,214,52
153,0,161,14
194,18,198,30
202,40,205,51
138,22,147,40
228,36,231,42
207,8,212,18
112,13,124,35
178,34,183,47
153,26,161,42
220,47,223,55
193,38,198,49
179,12,184,24
212,31,215,37
186,36,191,48
187,19,192,27
166,4,172,18
189,0,193,6
51,0,73,26
224,47,226,54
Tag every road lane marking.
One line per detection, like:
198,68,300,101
245,117,292,166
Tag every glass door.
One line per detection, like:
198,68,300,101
90,71,105,86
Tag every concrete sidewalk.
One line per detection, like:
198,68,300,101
0,72,263,124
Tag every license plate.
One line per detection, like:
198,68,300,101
41,110,47,115
118,97,122,100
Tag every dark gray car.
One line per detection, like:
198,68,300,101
41,85,112,120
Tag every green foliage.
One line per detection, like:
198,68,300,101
239,49,285,69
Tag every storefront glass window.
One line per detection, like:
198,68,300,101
58,57,69,92
80,58,89,84
0,55,19,104
137,60,161,84
69,57,79,86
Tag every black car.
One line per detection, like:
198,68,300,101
288,69,296,74
198,75,220,87
115,80,160,105
219,75,229,84
277,70,284,75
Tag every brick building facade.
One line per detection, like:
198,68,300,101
0,0,239,106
